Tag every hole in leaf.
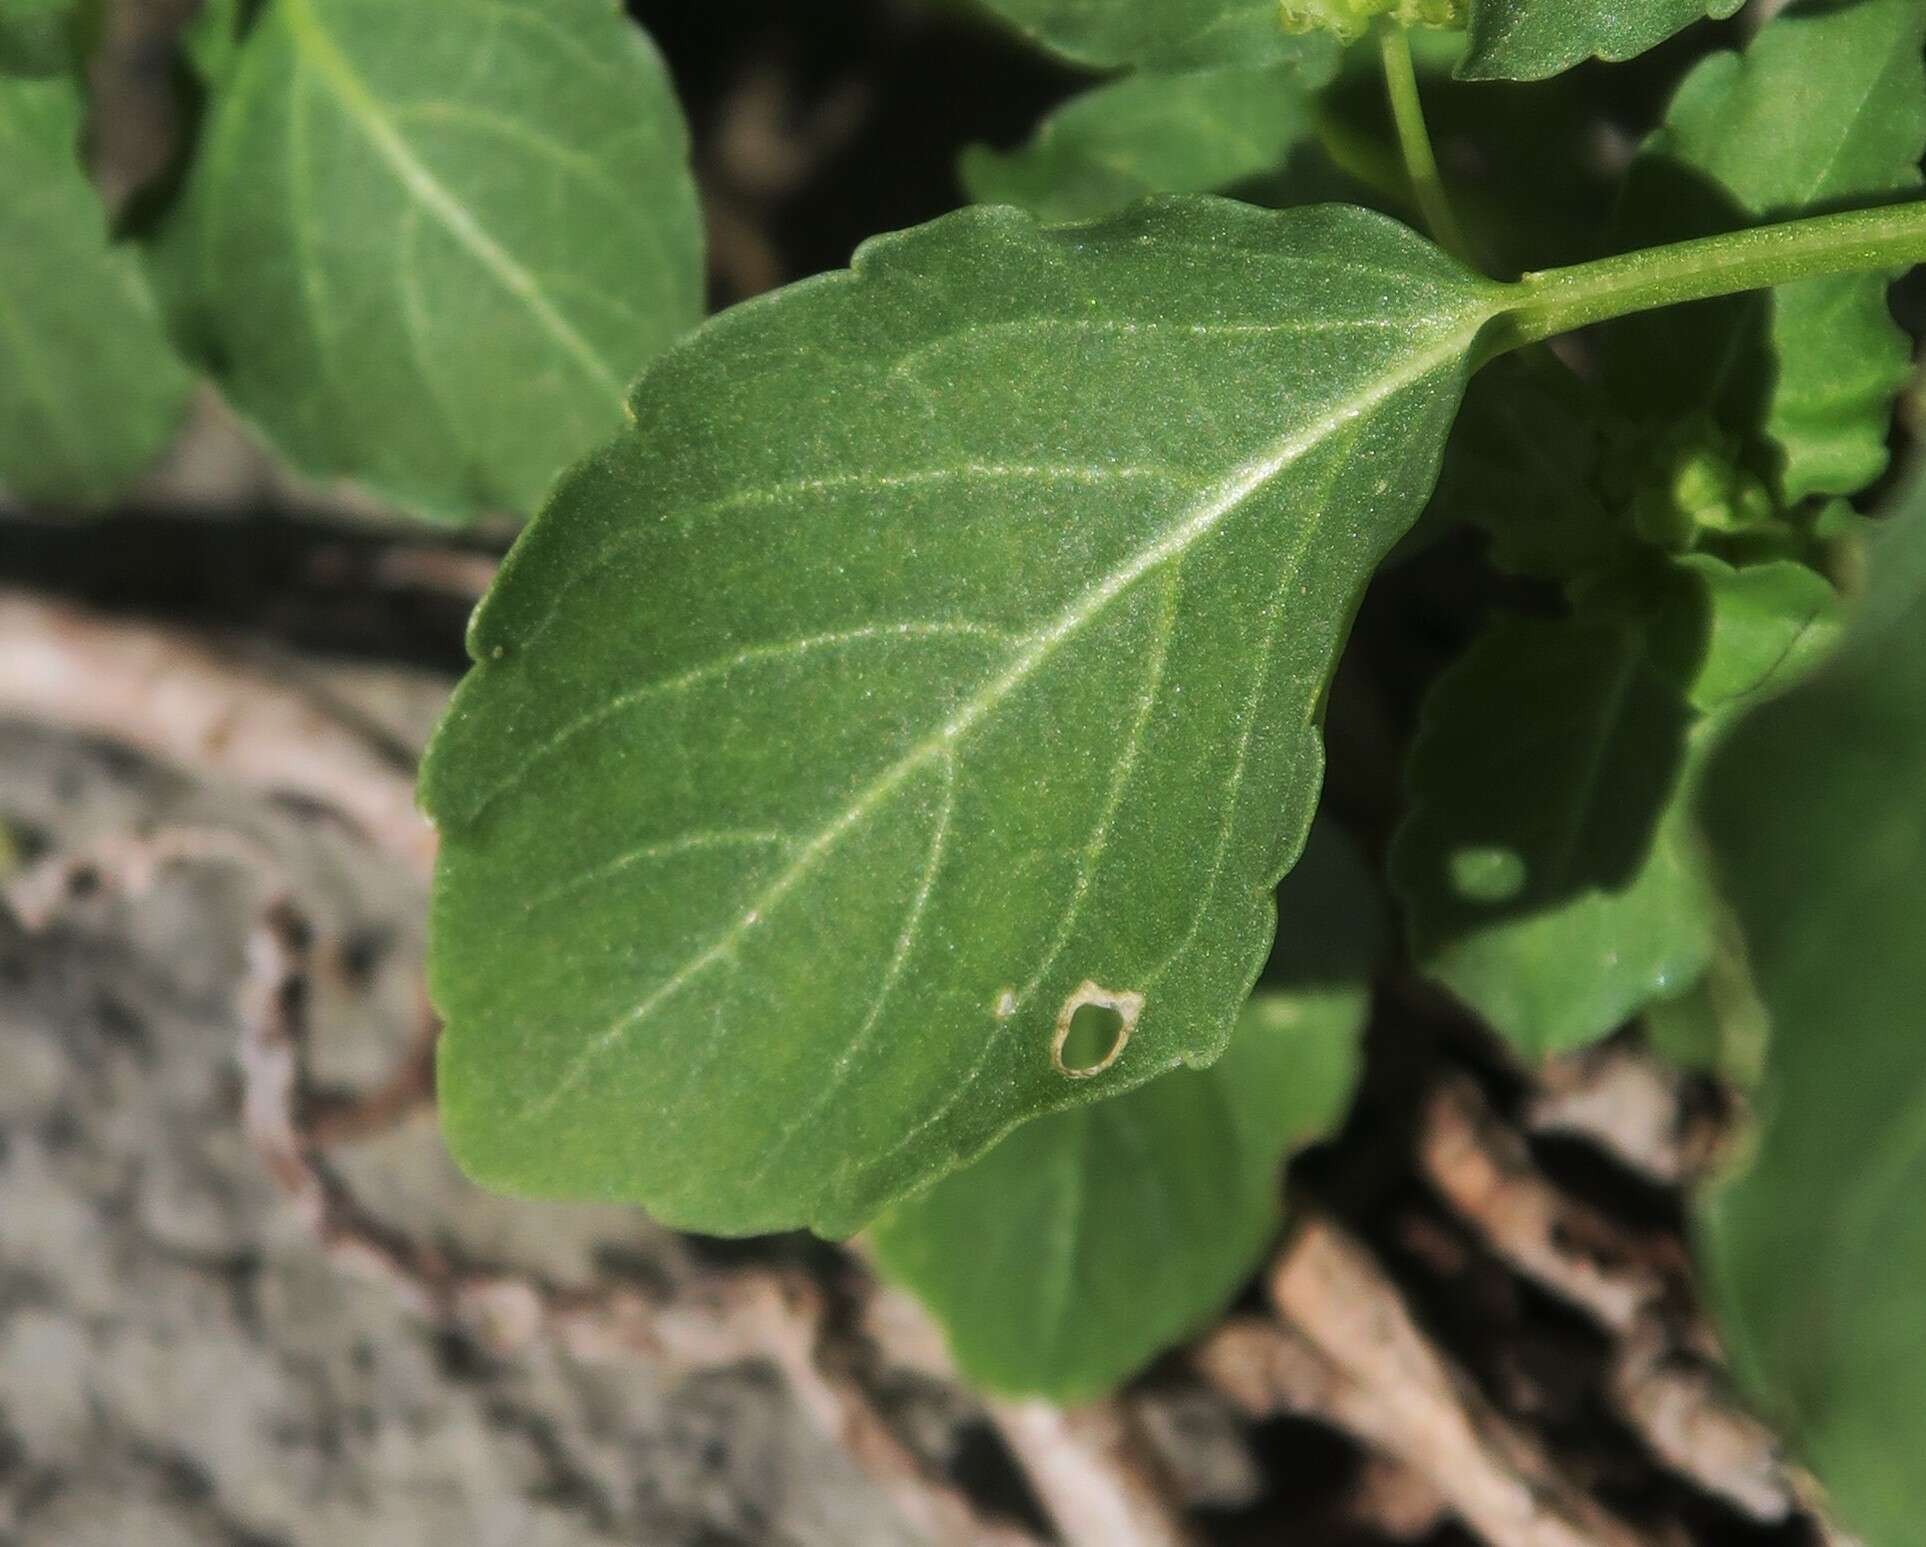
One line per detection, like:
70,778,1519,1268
1060,1004,1123,1071
1050,981,1142,1079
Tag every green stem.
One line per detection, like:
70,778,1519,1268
1491,199,1926,355
1376,21,1478,271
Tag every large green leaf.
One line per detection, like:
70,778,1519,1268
961,56,1335,225
1608,0,1926,502
1392,556,1838,1058
423,198,1501,1237
870,822,1376,1400
1458,0,1741,82
1698,476,1926,1544
149,0,702,524
973,0,1303,69
0,76,193,504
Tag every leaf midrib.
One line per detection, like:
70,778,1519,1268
278,0,623,398
508,306,1493,1126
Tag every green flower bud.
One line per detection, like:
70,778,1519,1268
1278,0,1466,43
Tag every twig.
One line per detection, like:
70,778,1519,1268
1197,1216,1648,1547
1608,1321,1792,1524
1419,1075,1825,1530
237,892,1040,1547
856,1270,1205,1546
1418,1076,1667,1334
1526,1043,1716,1187
987,1401,1204,1547
0,589,434,878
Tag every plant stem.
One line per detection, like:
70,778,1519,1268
1376,21,1478,271
1490,199,1926,355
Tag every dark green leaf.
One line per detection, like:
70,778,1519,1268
973,0,1305,69
1394,551,1841,1056
0,0,90,77
148,0,703,524
961,56,1335,225
0,76,194,504
1431,352,1626,579
423,199,1500,1236
869,822,1375,1400
1458,0,1741,82
1608,0,1926,501
1698,475,1926,1543
1391,611,1712,1057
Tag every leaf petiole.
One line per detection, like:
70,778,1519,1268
1489,198,1926,355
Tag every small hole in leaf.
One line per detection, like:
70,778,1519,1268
1050,981,1141,1079
1060,1004,1124,1072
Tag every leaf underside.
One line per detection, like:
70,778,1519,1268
868,821,1377,1400
423,198,1496,1238
148,0,702,523
0,75,193,505
1459,0,1743,81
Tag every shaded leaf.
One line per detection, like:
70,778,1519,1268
973,0,1305,69
1391,611,1710,1057
869,822,1376,1400
422,198,1499,1237
1395,548,1841,1057
148,0,703,524
1698,475,1926,1544
1609,0,1926,501
1430,351,1627,579
961,57,1334,225
0,76,193,504
0,0,90,77
1458,0,1741,82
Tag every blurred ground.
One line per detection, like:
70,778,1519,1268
0,703,917,1547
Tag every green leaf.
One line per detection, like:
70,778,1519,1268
869,821,1376,1400
0,0,91,77
0,76,194,504
1640,926,1767,1089
1609,0,1926,501
1430,352,1627,580
147,0,703,524
1393,550,1841,1057
961,57,1335,226
1392,610,1713,1057
973,0,1308,69
422,198,1500,1237
1698,476,1926,1544
1457,0,1741,82
1671,555,1839,715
